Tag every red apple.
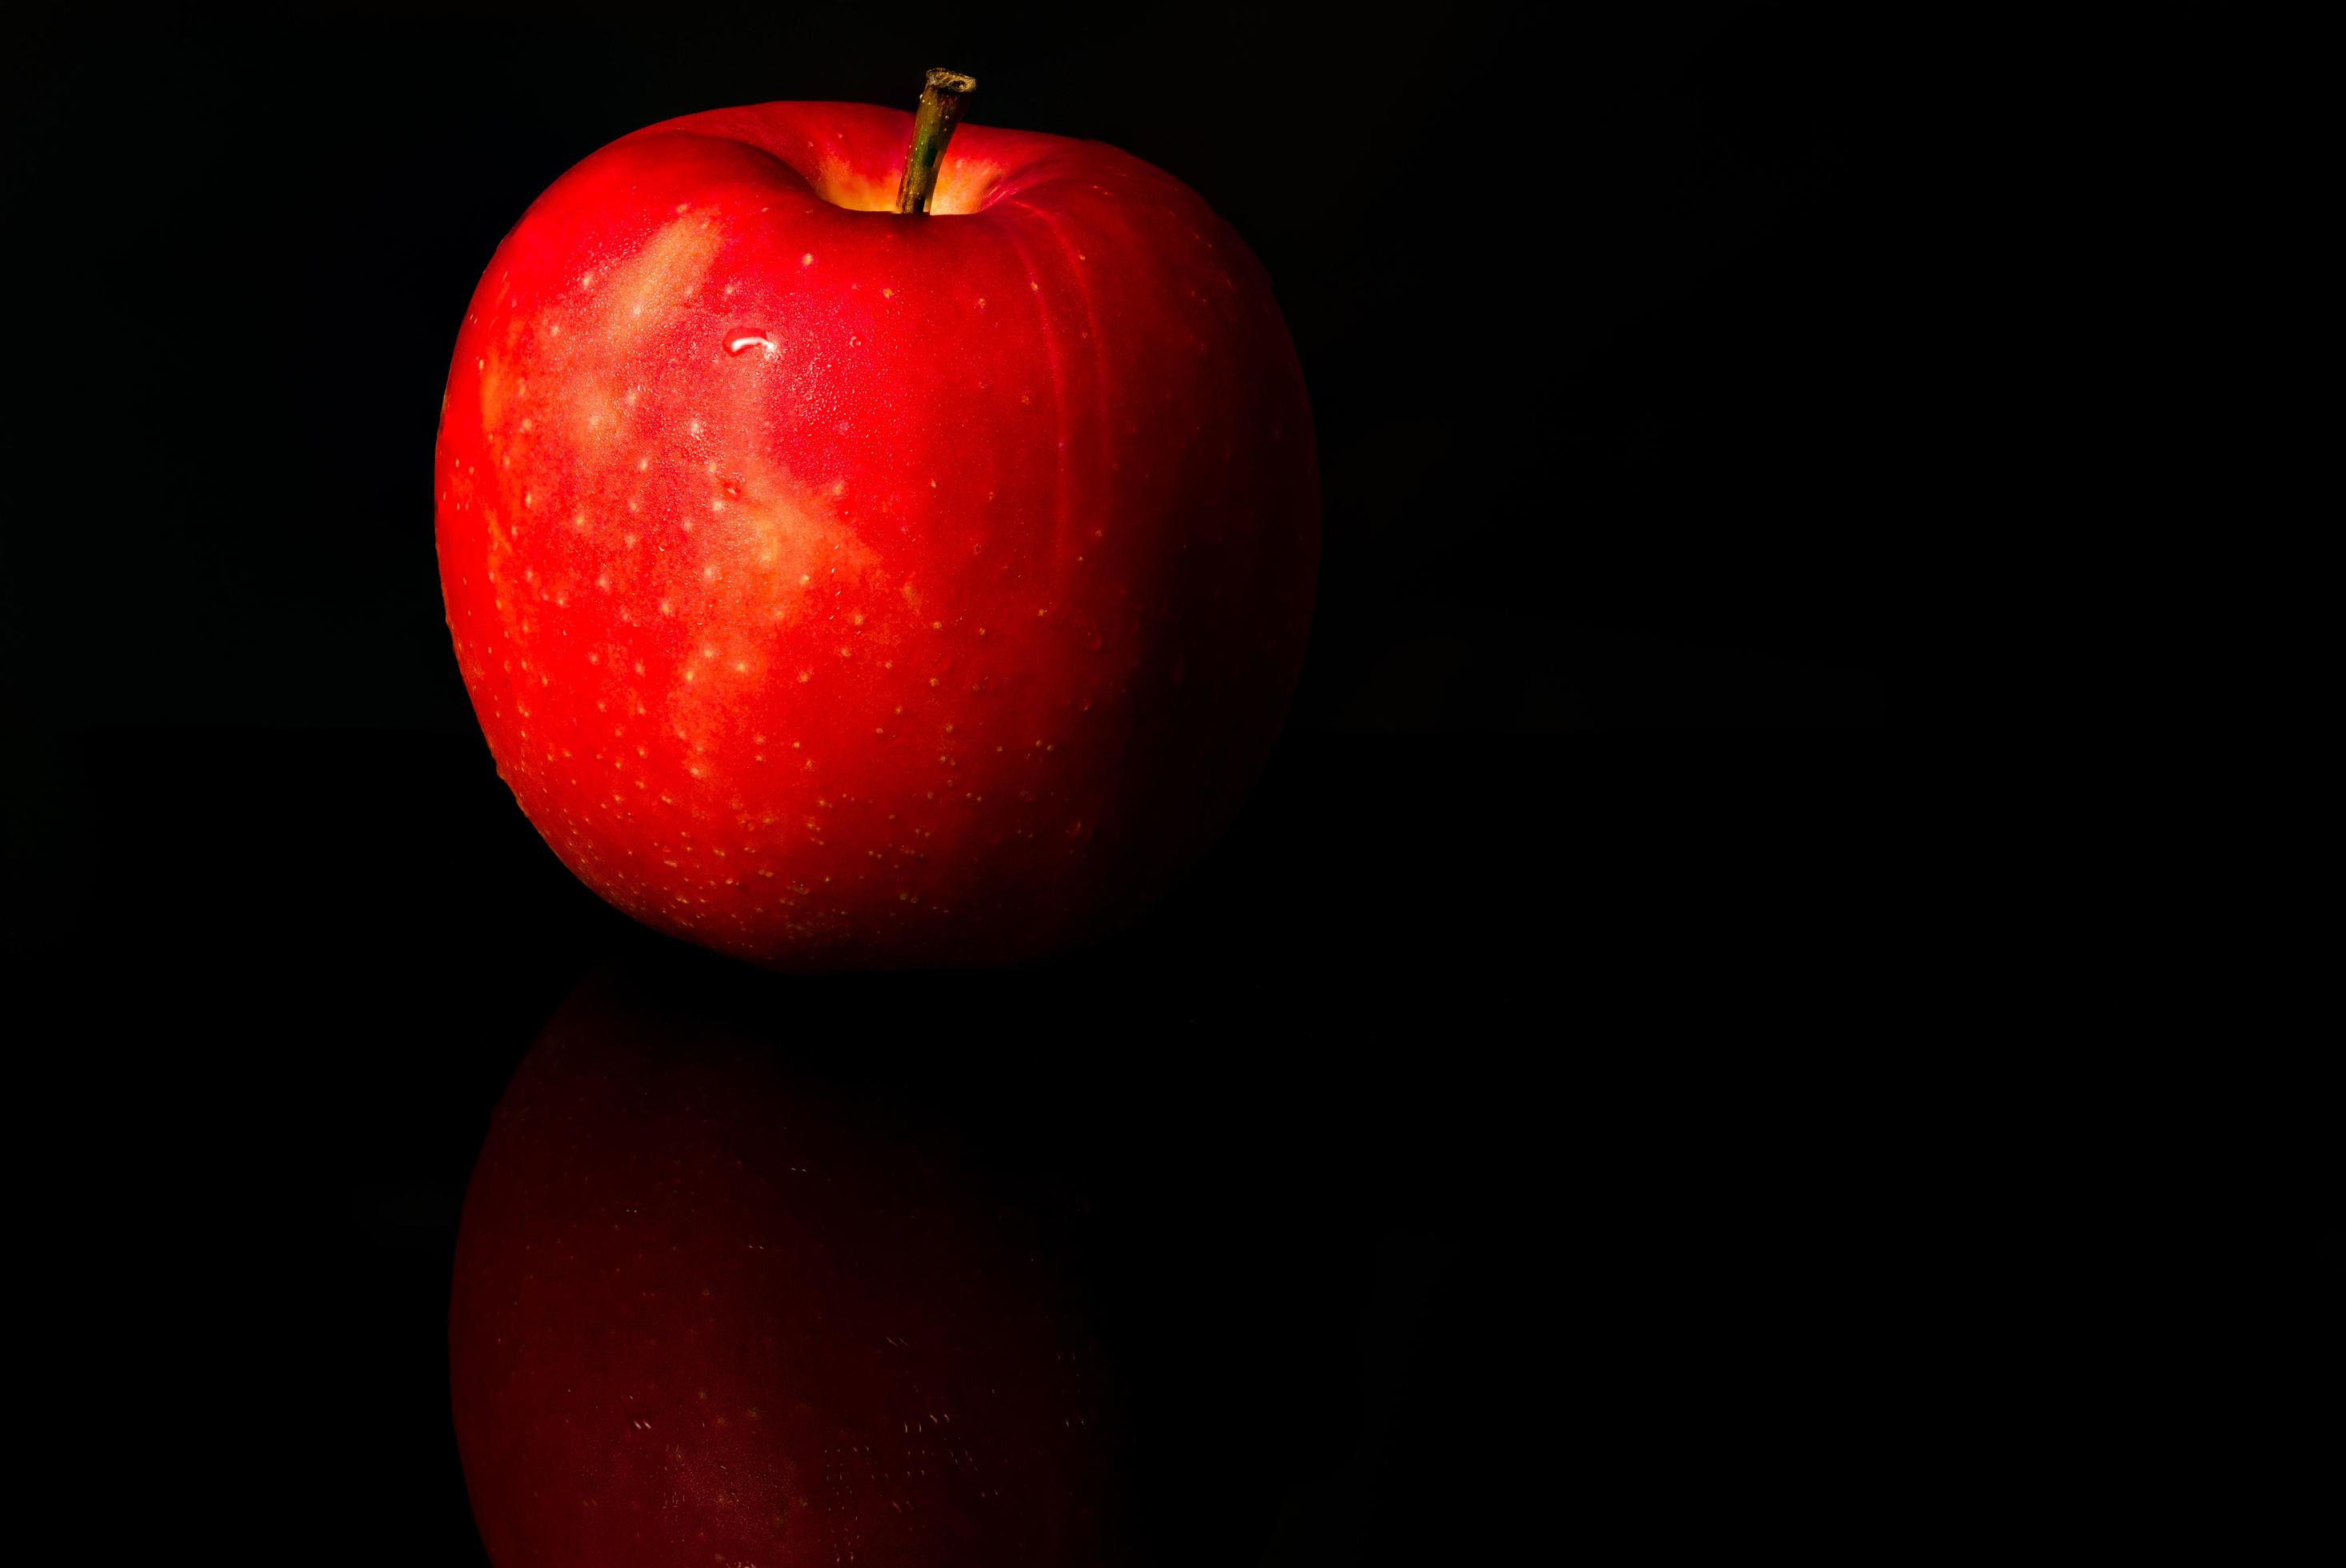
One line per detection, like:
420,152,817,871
450,967,1125,1565
434,82,1318,968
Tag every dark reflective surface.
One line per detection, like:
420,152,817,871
35,726,1896,1562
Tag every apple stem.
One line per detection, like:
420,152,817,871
894,68,978,215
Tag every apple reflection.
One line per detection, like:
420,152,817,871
450,957,1128,1566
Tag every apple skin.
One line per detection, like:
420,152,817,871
434,101,1318,968
450,968,1126,1566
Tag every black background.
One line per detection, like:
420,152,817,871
13,5,1914,1562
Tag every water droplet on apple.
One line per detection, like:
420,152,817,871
727,331,777,356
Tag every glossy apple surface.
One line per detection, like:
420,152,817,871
434,100,1318,968
450,968,1124,1565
